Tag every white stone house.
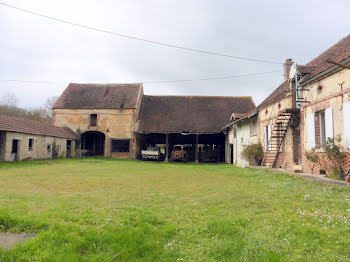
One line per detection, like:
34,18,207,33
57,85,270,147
223,110,258,167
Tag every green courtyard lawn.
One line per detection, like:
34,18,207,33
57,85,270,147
0,159,349,261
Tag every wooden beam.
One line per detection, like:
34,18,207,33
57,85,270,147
325,59,350,70
195,134,199,164
165,134,169,162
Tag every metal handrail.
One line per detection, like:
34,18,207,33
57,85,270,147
261,108,292,166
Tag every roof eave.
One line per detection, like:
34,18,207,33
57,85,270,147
221,110,257,130
300,56,350,86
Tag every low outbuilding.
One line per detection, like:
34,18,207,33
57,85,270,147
0,115,76,161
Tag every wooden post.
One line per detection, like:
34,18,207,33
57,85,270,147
195,134,199,164
165,133,169,162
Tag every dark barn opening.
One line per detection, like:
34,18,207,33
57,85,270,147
134,95,255,163
81,131,105,156
137,133,225,163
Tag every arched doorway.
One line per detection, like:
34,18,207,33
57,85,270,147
81,131,105,156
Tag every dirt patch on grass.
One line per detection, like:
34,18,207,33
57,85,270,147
0,233,36,249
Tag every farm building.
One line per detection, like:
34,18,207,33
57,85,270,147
52,83,144,159
224,34,350,177
53,83,255,162
0,115,76,161
134,95,255,162
222,109,258,167
300,34,350,175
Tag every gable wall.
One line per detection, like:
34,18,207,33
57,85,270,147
53,108,137,158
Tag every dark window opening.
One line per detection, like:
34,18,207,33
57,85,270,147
319,111,326,148
28,138,33,151
90,114,97,127
317,85,324,94
111,140,130,152
12,140,19,154
66,140,72,158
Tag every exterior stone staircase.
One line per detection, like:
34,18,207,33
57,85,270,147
261,110,294,167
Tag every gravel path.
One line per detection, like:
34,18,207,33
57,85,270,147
253,167,349,187
0,233,36,249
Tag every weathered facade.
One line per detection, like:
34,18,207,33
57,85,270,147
53,83,143,159
0,115,76,161
224,34,350,177
237,59,301,170
223,110,258,167
299,34,350,175
53,84,254,162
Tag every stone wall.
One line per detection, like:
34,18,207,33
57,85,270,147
258,94,294,154
1,131,75,162
53,108,137,158
300,66,350,175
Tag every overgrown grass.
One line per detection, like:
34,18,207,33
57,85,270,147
0,158,349,261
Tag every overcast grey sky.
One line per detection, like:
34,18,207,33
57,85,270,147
0,0,349,108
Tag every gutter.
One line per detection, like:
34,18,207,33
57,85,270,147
300,56,350,87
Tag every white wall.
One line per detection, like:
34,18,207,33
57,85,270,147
227,117,259,167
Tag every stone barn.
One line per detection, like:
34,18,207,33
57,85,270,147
52,83,143,158
134,95,255,162
53,83,255,162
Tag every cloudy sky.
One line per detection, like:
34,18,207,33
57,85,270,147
0,0,349,108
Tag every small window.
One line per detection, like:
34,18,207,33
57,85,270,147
28,138,34,151
111,140,130,152
265,109,268,115
90,114,97,127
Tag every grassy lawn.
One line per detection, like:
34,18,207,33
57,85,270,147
0,159,349,261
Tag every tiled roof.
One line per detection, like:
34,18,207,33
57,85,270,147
135,95,255,134
53,83,143,109
300,34,350,84
0,115,76,139
257,81,290,109
222,108,258,129
257,34,350,108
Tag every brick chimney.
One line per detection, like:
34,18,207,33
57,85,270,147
284,59,294,81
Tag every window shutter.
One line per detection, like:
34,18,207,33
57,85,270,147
344,103,350,149
307,113,315,149
325,108,333,140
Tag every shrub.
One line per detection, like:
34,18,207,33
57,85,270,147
241,143,264,165
324,135,345,180
304,148,319,174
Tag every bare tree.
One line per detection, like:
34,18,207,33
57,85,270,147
1,93,19,108
44,96,59,119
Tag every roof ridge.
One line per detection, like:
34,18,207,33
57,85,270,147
144,95,253,99
0,114,57,128
68,82,143,86
306,34,350,66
